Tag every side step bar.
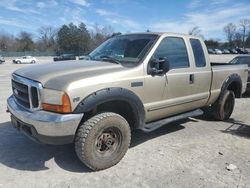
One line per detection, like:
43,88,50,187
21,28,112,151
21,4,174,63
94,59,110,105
141,109,203,133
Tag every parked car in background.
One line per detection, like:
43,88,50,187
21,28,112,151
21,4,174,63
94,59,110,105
245,48,250,54
229,55,250,93
228,49,238,54
53,54,76,61
13,56,37,64
208,48,215,54
222,49,230,54
79,55,91,60
0,55,5,63
214,49,223,54
235,48,248,54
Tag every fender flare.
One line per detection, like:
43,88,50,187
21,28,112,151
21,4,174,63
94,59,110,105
218,74,242,103
73,87,145,129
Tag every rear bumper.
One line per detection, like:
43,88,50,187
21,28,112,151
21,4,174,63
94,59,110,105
7,95,83,145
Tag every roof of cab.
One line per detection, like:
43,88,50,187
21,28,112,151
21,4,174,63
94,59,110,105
121,32,202,39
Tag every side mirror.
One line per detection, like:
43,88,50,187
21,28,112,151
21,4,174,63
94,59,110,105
148,58,170,76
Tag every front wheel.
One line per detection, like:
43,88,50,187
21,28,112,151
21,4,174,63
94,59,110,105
75,112,131,171
211,90,235,120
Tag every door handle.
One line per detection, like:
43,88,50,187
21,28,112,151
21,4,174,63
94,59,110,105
189,74,194,84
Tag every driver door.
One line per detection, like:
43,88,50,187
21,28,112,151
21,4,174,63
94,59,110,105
144,36,193,122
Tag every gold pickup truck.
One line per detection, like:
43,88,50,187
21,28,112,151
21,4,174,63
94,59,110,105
7,32,248,171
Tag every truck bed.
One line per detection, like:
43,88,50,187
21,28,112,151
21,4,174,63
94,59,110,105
210,62,245,66
211,62,232,66
208,63,248,104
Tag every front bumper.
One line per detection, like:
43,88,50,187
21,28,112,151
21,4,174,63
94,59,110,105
7,95,83,145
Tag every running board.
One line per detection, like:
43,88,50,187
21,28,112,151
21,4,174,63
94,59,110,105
141,109,203,132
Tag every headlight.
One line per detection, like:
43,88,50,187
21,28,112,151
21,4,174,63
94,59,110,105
41,89,72,113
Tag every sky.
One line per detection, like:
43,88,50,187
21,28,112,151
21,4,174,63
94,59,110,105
0,0,250,41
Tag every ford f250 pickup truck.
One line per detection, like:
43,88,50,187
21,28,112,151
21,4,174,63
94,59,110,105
7,32,248,171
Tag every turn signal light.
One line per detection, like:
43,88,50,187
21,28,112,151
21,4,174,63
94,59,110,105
42,93,72,113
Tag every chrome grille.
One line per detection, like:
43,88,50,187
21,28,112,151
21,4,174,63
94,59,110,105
12,74,42,111
12,80,30,108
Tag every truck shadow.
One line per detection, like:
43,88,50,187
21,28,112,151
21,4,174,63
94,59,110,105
221,119,250,139
0,121,91,173
0,119,187,173
130,119,187,148
198,115,250,139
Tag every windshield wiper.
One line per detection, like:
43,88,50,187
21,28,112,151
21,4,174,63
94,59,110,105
99,55,120,64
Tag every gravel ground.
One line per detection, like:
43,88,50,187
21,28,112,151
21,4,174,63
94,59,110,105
0,58,249,188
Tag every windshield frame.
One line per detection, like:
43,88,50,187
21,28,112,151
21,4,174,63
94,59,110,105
88,33,160,67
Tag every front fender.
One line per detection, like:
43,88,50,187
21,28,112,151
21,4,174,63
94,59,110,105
73,87,145,129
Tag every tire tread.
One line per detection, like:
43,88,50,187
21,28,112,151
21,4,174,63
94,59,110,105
75,112,130,170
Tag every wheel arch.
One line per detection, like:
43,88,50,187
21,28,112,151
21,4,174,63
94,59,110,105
220,74,242,100
73,88,145,130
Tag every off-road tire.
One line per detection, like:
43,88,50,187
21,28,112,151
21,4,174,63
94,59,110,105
75,112,131,171
210,90,235,120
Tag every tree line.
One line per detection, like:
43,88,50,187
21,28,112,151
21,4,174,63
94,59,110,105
203,19,250,49
0,22,121,55
1,19,250,55
188,18,250,49
223,19,250,49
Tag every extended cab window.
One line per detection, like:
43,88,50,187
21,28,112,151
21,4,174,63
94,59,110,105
153,37,189,69
190,39,206,67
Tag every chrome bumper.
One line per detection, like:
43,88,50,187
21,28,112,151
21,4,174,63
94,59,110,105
7,95,83,144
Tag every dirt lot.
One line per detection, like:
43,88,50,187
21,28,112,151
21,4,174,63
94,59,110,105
0,57,249,188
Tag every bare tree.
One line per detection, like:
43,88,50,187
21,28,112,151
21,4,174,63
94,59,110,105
233,32,242,47
38,26,57,51
90,24,115,50
239,19,250,49
188,26,204,38
223,23,236,47
0,32,18,51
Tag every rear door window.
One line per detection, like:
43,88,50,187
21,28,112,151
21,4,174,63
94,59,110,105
190,39,206,67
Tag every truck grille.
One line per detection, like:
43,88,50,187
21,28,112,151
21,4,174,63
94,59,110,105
12,80,30,108
12,74,42,110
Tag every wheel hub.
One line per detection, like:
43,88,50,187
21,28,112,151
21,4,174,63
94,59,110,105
96,130,117,152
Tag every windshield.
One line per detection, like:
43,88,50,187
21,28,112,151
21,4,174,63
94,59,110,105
89,34,158,67
229,56,250,66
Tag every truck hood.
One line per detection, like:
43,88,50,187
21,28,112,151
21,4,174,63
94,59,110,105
14,60,124,90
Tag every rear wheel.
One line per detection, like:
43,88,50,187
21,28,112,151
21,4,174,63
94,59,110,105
210,90,235,120
75,112,131,171
31,60,35,64
16,61,21,64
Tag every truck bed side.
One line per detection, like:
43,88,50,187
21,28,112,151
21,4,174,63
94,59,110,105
207,64,248,105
